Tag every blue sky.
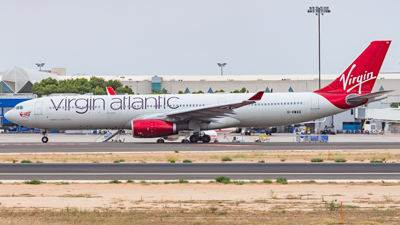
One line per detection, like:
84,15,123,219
1,0,399,76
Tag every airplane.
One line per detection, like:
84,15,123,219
106,86,220,143
5,40,392,144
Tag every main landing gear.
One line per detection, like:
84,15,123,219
156,138,165,143
182,133,211,143
41,130,49,143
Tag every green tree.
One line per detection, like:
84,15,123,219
89,77,107,90
230,88,246,93
193,90,204,94
152,89,168,94
115,85,134,94
106,79,123,90
93,85,107,95
32,78,60,96
32,77,132,97
75,78,91,94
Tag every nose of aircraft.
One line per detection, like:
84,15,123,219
4,110,18,124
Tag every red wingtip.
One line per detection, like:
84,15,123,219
248,91,264,101
106,87,116,95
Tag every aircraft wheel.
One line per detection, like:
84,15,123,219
181,139,187,143
214,140,219,143
42,137,49,143
189,135,199,143
202,135,211,143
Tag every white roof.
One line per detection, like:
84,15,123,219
2,66,59,93
57,72,400,82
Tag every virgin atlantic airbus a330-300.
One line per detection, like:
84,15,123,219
5,41,392,143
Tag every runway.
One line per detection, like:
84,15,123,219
0,163,399,180
1,142,400,154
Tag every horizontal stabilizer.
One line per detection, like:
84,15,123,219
347,90,393,104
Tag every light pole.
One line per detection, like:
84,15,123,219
308,6,330,135
217,62,227,76
308,6,330,90
36,62,45,71
128,78,132,88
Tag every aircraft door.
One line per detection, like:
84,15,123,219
311,97,319,110
34,101,43,115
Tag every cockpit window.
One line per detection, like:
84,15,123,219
15,106,24,110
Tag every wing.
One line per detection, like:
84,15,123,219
139,91,264,123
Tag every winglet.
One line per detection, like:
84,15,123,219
248,91,264,101
106,87,116,95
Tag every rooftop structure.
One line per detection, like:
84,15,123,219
0,66,59,93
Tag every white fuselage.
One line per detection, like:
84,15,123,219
6,92,344,131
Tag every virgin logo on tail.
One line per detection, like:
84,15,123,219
315,41,391,110
339,64,376,94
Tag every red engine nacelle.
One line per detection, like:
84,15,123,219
132,119,177,138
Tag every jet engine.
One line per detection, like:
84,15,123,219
132,119,177,138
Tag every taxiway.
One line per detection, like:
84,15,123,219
0,163,399,180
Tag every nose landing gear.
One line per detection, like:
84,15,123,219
41,130,48,143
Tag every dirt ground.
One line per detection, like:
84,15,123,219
0,182,400,224
1,146,399,223
1,182,399,210
1,149,399,163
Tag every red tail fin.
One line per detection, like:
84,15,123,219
316,41,391,94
